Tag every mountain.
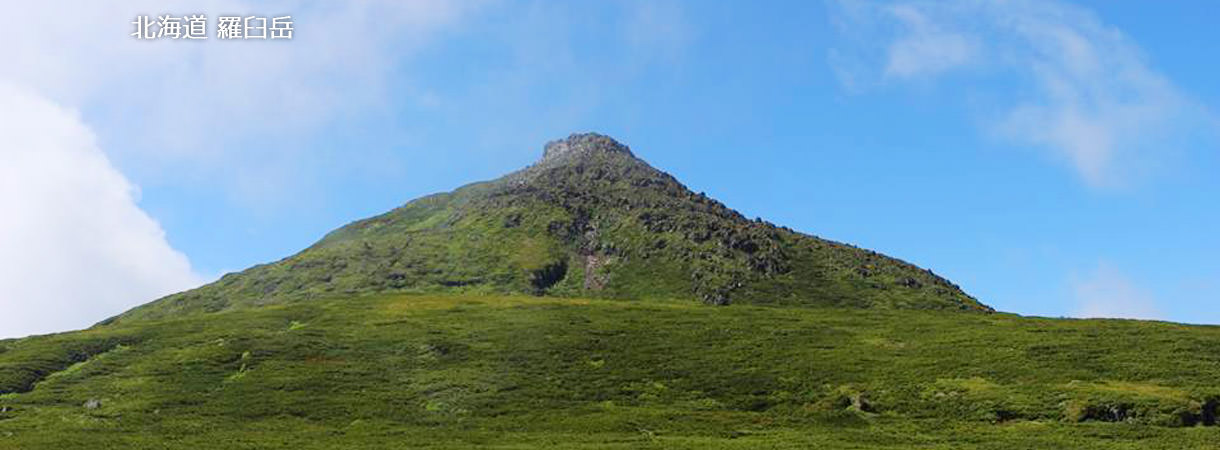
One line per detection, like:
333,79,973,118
116,133,987,323
9,134,1219,449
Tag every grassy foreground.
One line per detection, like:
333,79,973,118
3,294,1220,448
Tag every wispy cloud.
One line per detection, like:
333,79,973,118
0,0,485,201
623,0,693,62
829,0,1208,188
1072,262,1161,320
882,4,980,79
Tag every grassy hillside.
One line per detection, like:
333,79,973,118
116,134,986,323
4,293,1220,449
10,133,1210,448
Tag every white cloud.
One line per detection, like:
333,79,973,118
0,1,482,337
0,0,483,197
830,0,1203,188
0,82,203,338
1072,262,1161,320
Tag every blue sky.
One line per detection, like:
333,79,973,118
2,1,1217,337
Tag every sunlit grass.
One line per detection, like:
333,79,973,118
2,293,1220,448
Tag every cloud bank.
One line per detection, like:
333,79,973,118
0,1,482,337
0,82,202,338
830,0,1206,188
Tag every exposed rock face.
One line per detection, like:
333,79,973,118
113,132,990,323
583,254,611,290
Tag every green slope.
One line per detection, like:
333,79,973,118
3,294,1220,449
116,133,986,323
8,133,1212,448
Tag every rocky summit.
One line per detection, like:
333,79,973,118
116,133,987,323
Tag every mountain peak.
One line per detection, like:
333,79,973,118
540,132,635,165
